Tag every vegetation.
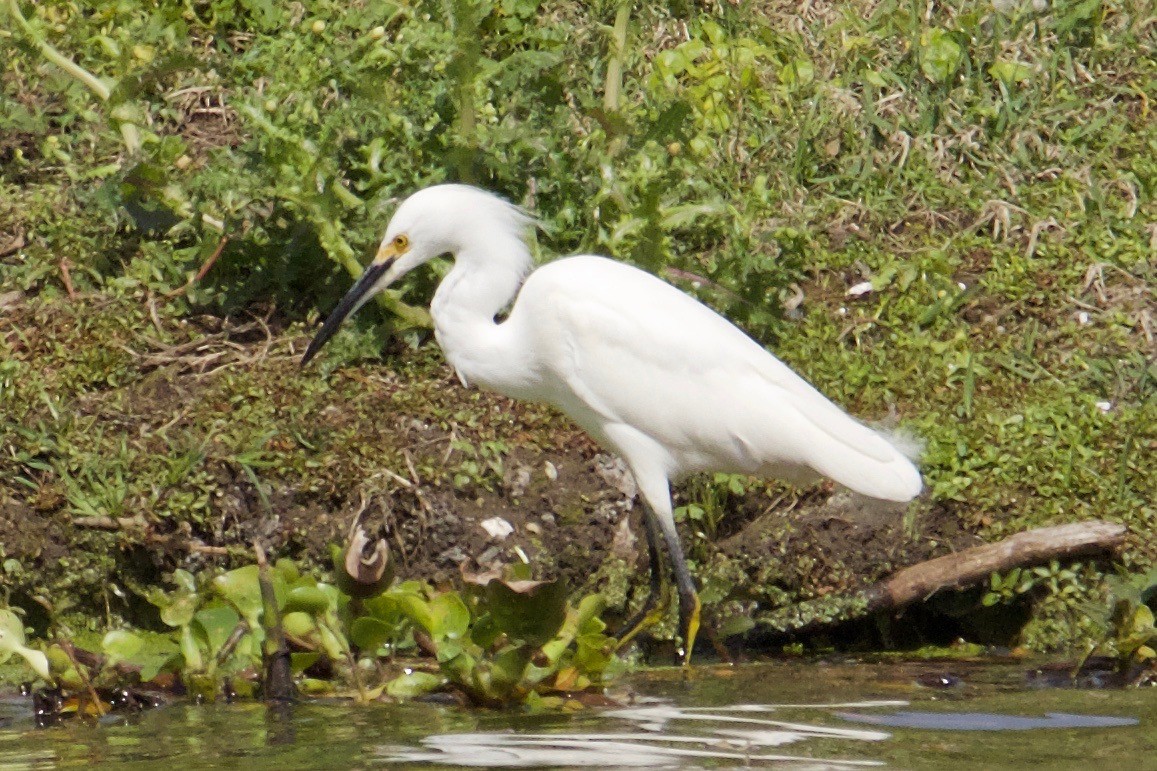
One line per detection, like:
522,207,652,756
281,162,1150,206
0,0,1153,703
0,533,620,713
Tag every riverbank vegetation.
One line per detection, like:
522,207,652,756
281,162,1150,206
1,0,1153,703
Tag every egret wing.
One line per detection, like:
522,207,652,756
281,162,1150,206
517,256,920,501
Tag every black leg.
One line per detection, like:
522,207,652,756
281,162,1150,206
615,507,665,646
656,512,701,666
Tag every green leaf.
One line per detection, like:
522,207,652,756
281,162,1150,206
274,558,301,584
990,59,1036,83
780,58,814,88
193,604,242,655
485,580,567,645
180,624,204,673
284,585,332,615
919,28,964,84
1131,605,1155,635
160,591,199,628
101,630,143,665
213,565,269,626
718,614,756,638
573,632,615,675
1,613,53,682
290,651,321,674
386,670,444,698
102,629,180,682
317,622,348,661
396,592,470,642
350,616,395,652
283,611,317,640
488,646,533,696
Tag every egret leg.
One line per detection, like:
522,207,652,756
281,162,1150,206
655,511,701,666
614,508,666,648
607,435,702,666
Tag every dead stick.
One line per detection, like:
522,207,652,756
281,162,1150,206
863,520,1127,611
58,640,107,717
59,258,76,299
254,541,295,702
0,229,26,258
166,235,229,298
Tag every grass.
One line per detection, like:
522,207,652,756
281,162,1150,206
0,0,1153,651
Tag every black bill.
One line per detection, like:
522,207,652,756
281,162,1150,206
301,258,392,367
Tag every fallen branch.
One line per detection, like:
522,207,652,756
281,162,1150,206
753,520,1128,638
862,520,1128,612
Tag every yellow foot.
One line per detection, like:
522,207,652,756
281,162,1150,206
615,605,666,650
678,593,702,667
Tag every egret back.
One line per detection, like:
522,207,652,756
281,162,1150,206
508,255,922,502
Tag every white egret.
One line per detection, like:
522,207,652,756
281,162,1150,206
303,184,922,664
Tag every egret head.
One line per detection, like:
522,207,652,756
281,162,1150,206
301,184,530,366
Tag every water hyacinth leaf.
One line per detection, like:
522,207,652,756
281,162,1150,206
172,568,197,593
485,579,567,645
282,611,317,640
396,592,470,641
361,592,408,633
299,677,334,695
919,28,964,83
284,585,332,615
274,558,301,584
573,633,615,674
350,616,394,652
317,622,348,662
290,651,321,674
0,610,48,680
435,638,466,664
193,604,242,654
160,590,199,628
101,630,143,666
489,646,533,695
386,670,444,698
180,624,204,672
213,565,270,625
574,593,607,628
469,613,502,650
102,629,180,682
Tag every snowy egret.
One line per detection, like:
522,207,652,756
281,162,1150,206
303,184,922,664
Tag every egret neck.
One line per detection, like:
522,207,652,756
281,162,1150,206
430,231,534,393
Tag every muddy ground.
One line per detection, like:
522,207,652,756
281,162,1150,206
0,294,999,652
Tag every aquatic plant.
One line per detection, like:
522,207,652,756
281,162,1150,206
0,537,623,713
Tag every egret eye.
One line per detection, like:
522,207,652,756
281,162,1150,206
393,234,409,251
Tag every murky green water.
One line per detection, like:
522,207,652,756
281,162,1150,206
0,660,1151,769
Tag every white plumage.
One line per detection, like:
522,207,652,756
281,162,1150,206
303,184,922,664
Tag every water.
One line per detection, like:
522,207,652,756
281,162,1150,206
0,660,1151,769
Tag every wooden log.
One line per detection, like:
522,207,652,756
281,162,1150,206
863,520,1128,612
